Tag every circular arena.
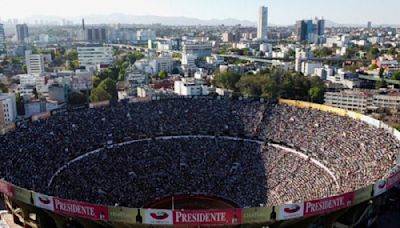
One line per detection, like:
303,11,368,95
0,97,399,228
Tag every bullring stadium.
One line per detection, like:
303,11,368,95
0,97,399,228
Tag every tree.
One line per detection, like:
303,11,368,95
172,68,180,75
68,92,87,105
0,83,8,93
376,79,387,89
66,49,78,61
98,78,118,100
16,93,25,116
308,87,323,103
90,87,111,102
368,64,378,71
68,60,80,71
92,76,102,88
313,47,333,58
32,88,39,99
212,72,242,91
159,70,168,80
392,71,400,81
379,68,385,78
127,51,145,64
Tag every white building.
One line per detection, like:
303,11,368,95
182,53,197,68
77,46,114,70
174,78,209,96
150,54,174,74
257,5,268,41
19,74,37,88
301,62,322,76
25,50,45,75
325,89,400,113
0,93,17,124
295,48,310,72
182,42,212,58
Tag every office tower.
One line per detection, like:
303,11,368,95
0,24,5,53
257,2,268,41
16,24,29,43
296,18,325,43
368,21,372,31
85,27,107,43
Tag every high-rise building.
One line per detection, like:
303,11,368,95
16,24,29,43
296,18,325,43
257,3,268,41
368,21,372,31
0,24,5,53
25,50,45,75
85,27,107,43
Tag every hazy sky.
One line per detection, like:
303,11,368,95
1,0,399,25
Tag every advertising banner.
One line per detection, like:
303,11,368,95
304,192,354,217
277,203,304,220
0,180,15,197
353,185,373,205
109,207,144,224
386,171,400,190
242,207,273,224
173,209,242,225
33,193,54,211
144,209,173,225
53,198,109,221
14,187,32,205
374,180,387,197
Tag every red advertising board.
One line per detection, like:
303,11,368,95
386,171,400,190
53,198,109,221
304,192,354,217
173,209,242,225
0,180,15,197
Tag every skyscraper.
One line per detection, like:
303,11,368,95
257,2,268,41
296,17,325,44
0,24,5,53
16,24,29,43
368,21,372,31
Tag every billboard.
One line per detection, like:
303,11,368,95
173,209,242,225
0,180,15,197
144,209,173,225
277,203,304,220
304,192,354,217
109,207,144,224
242,207,273,224
53,198,109,221
33,193,54,211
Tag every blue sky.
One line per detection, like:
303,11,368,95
1,0,399,25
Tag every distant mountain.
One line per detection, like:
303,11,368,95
325,19,400,28
24,14,256,26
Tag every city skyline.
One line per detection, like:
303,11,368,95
1,0,400,26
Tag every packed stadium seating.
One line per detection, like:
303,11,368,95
0,98,398,208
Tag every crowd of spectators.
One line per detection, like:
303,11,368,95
0,97,398,208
